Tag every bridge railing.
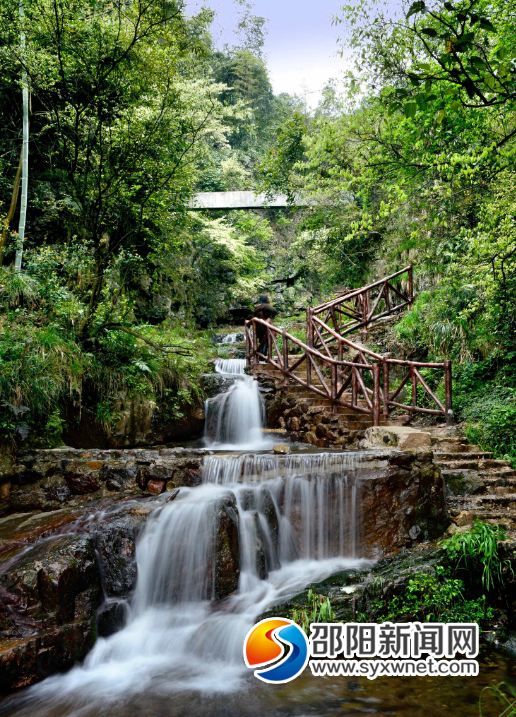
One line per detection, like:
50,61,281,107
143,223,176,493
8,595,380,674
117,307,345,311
309,265,413,350
245,313,453,426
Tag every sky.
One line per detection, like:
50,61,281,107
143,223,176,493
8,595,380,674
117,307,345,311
186,0,350,106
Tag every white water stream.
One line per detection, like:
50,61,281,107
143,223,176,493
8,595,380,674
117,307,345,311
205,359,274,449
2,361,370,717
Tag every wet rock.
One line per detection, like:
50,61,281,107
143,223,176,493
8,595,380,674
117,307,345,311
361,455,449,556
96,600,128,638
103,465,138,492
455,510,475,527
147,480,165,495
10,475,74,512
145,465,174,483
305,431,317,445
0,620,96,692
273,444,290,455
93,509,151,597
444,470,484,496
10,468,42,486
0,534,100,633
252,511,268,581
64,472,100,495
63,393,204,448
289,417,300,431
213,496,240,599
182,467,202,487
0,480,10,515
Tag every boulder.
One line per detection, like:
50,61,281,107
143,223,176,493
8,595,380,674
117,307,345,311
64,472,100,495
444,470,484,496
364,426,432,451
213,496,240,599
360,452,449,556
147,479,165,494
102,465,139,492
91,506,154,598
273,444,290,455
0,534,101,638
96,599,128,638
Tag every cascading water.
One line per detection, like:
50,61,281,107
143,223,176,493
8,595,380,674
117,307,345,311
214,358,246,374
205,358,273,449
1,362,371,717
6,459,370,716
219,333,244,345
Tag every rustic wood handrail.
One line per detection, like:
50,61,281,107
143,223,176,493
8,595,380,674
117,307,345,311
309,265,413,346
245,266,453,426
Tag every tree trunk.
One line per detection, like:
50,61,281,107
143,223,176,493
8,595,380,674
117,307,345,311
0,147,23,263
15,0,29,272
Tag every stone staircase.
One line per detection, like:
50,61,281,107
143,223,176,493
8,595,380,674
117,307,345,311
428,428,516,533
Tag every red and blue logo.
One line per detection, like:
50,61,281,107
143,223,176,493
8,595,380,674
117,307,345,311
243,617,309,684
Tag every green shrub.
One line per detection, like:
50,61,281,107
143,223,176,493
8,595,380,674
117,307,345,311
367,572,494,625
291,589,335,634
439,522,512,592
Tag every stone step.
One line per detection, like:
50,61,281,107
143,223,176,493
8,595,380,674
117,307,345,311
439,459,513,473
454,494,516,509
449,509,516,531
431,441,479,453
439,459,483,470
435,451,491,461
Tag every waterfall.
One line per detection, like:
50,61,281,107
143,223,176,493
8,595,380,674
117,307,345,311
202,451,367,485
214,358,246,374
11,452,370,714
4,354,372,716
219,333,244,345
205,360,273,449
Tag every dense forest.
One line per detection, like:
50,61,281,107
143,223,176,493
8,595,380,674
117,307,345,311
1,0,515,461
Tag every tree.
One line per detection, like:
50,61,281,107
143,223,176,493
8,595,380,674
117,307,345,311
0,0,226,337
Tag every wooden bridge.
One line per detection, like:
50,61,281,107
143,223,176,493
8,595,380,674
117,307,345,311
245,266,453,427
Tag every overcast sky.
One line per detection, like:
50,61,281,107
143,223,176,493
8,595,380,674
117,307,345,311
186,0,349,105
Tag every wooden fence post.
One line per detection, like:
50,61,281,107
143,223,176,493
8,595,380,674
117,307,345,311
331,363,338,414
411,366,417,413
252,319,257,364
245,320,250,368
408,264,413,304
382,359,390,420
444,359,453,426
282,331,289,388
372,363,381,426
384,281,390,313
267,325,272,362
307,307,313,388
352,364,357,408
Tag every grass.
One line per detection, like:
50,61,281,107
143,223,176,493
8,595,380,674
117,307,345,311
291,589,335,634
439,522,513,592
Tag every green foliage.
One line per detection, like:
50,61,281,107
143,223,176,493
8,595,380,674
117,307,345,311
257,112,307,202
367,572,494,625
439,521,512,591
291,588,335,634
479,682,516,717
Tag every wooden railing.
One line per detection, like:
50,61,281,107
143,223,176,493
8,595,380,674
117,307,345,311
309,265,413,350
245,267,453,426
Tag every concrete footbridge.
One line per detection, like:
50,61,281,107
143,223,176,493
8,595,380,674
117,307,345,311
188,191,304,209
